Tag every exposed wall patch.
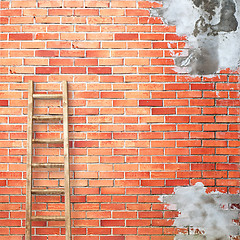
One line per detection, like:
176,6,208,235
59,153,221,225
162,183,239,239
151,0,240,75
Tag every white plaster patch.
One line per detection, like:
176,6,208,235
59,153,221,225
161,0,201,36
152,0,240,75
162,182,240,239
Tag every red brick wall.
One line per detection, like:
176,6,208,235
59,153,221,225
0,0,239,239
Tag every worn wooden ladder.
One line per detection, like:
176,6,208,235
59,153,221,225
26,81,71,240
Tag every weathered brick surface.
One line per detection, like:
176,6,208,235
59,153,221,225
0,0,239,239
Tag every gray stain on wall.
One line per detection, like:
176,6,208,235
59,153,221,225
193,0,238,36
150,0,240,75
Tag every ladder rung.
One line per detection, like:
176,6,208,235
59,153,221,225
32,163,64,168
33,115,63,121
33,139,63,144
32,189,65,195
31,216,65,221
33,94,63,99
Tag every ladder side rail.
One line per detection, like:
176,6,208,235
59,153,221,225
63,80,71,240
26,80,34,240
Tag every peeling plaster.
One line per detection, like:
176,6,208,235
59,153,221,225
162,183,240,240
150,0,240,75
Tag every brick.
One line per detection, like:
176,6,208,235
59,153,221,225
102,42,126,49
1,25,21,32
126,9,149,16
89,180,113,187
35,50,59,57
101,237,125,240
0,67,8,74
140,50,163,57
102,25,125,32
36,67,59,74
126,108,150,115
75,59,98,66
21,42,45,49
47,41,71,48
49,59,74,66
63,1,84,8
216,179,239,186
0,100,8,106
10,50,34,57
204,124,227,131
138,1,162,8
62,16,86,24
203,156,227,162
88,17,112,24
0,219,21,226
190,132,215,139
112,1,136,8
75,9,99,16
113,228,137,235
49,9,73,16
191,83,215,90
191,116,215,123
141,180,164,187
38,0,62,8
0,35,7,42
216,100,240,106
191,148,215,155
0,1,9,8
139,100,163,106
24,59,48,66
165,34,187,41
152,92,176,99
152,125,176,131
165,83,189,90
115,180,139,187
49,25,74,33
88,133,112,139
76,25,100,32
60,33,85,40
165,116,189,123
86,50,110,58
0,9,21,16
9,33,33,41
113,66,137,74
22,9,47,16
112,50,138,58
99,58,123,66
190,99,214,106
152,108,176,115
35,16,60,24
0,59,22,66
115,33,138,40
10,67,34,74
139,67,163,74
86,1,110,8
10,16,34,24
87,83,111,90
89,67,112,74
203,107,228,115
166,180,189,186
203,91,228,98
151,58,174,65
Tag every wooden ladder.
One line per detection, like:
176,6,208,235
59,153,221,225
26,81,71,240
